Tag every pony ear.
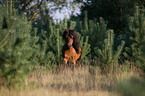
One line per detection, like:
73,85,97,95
63,29,68,39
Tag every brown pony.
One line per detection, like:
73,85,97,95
62,29,81,68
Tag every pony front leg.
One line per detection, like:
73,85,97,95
63,58,68,67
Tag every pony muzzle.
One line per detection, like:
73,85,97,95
68,45,72,49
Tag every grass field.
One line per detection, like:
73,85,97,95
0,65,144,96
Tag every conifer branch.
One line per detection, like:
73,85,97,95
0,40,8,48
0,21,15,45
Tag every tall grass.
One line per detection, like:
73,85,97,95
0,62,142,96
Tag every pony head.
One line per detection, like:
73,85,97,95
63,29,75,49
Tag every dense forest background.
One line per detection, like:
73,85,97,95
0,0,145,96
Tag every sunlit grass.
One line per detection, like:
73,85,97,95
0,65,142,96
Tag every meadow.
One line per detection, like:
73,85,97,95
1,63,144,96
1,1,145,96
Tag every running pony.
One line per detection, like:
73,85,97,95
62,29,81,68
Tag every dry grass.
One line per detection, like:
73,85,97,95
0,65,141,96
0,88,111,96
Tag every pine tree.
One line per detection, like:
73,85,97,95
80,11,107,56
124,6,145,71
78,35,90,60
0,1,36,86
95,30,125,73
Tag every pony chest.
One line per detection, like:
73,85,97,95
65,47,76,57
